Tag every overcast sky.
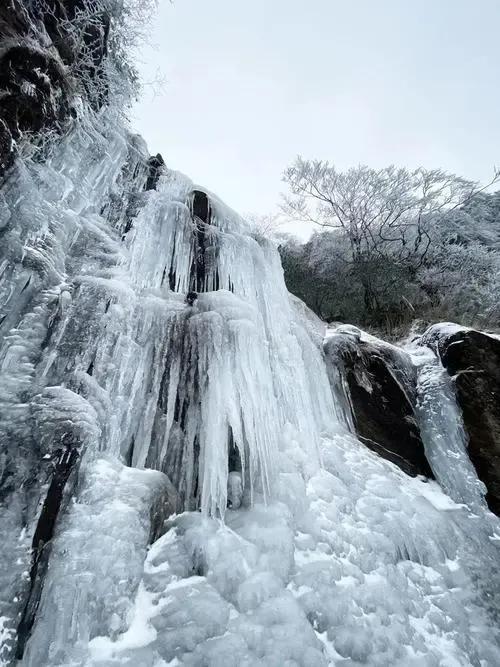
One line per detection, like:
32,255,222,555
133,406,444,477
132,0,500,220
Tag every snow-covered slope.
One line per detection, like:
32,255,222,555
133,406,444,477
1,110,500,666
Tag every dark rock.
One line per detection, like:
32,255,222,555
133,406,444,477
0,43,71,136
16,433,81,659
0,0,30,38
0,119,14,175
185,291,198,306
149,475,181,543
145,153,165,191
421,325,500,515
192,189,211,224
189,190,220,292
324,329,433,478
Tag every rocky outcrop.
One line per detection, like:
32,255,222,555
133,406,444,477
0,0,111,176
422,324,500,514
324,326,433,478
145,153,165,191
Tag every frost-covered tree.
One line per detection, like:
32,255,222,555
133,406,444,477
281,158,499,327
246,212,282,238
417,193,500,327
30,0,158,107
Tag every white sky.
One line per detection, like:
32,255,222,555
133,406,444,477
131,0,500,220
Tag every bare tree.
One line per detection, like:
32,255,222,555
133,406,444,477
246,212,283,238
282,158,499,313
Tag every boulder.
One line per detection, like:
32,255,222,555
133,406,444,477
421,324,500,514
324,327,433,478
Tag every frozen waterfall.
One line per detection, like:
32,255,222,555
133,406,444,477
0,109,500,666
411,345,488,511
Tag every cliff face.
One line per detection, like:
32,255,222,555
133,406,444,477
0,0,110,175
0,8,163,655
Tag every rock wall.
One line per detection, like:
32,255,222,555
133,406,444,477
0,0,111,175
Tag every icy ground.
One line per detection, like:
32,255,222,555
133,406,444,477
84,437,500,667
0,110,499,666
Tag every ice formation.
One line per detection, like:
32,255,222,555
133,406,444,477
0,107,499,666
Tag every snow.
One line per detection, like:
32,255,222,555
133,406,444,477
422,321,500,347
0,104,499,666
22,458,171,666
80,433,500,666
0,616,14,667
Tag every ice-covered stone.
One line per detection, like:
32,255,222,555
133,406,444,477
420,323,500,515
